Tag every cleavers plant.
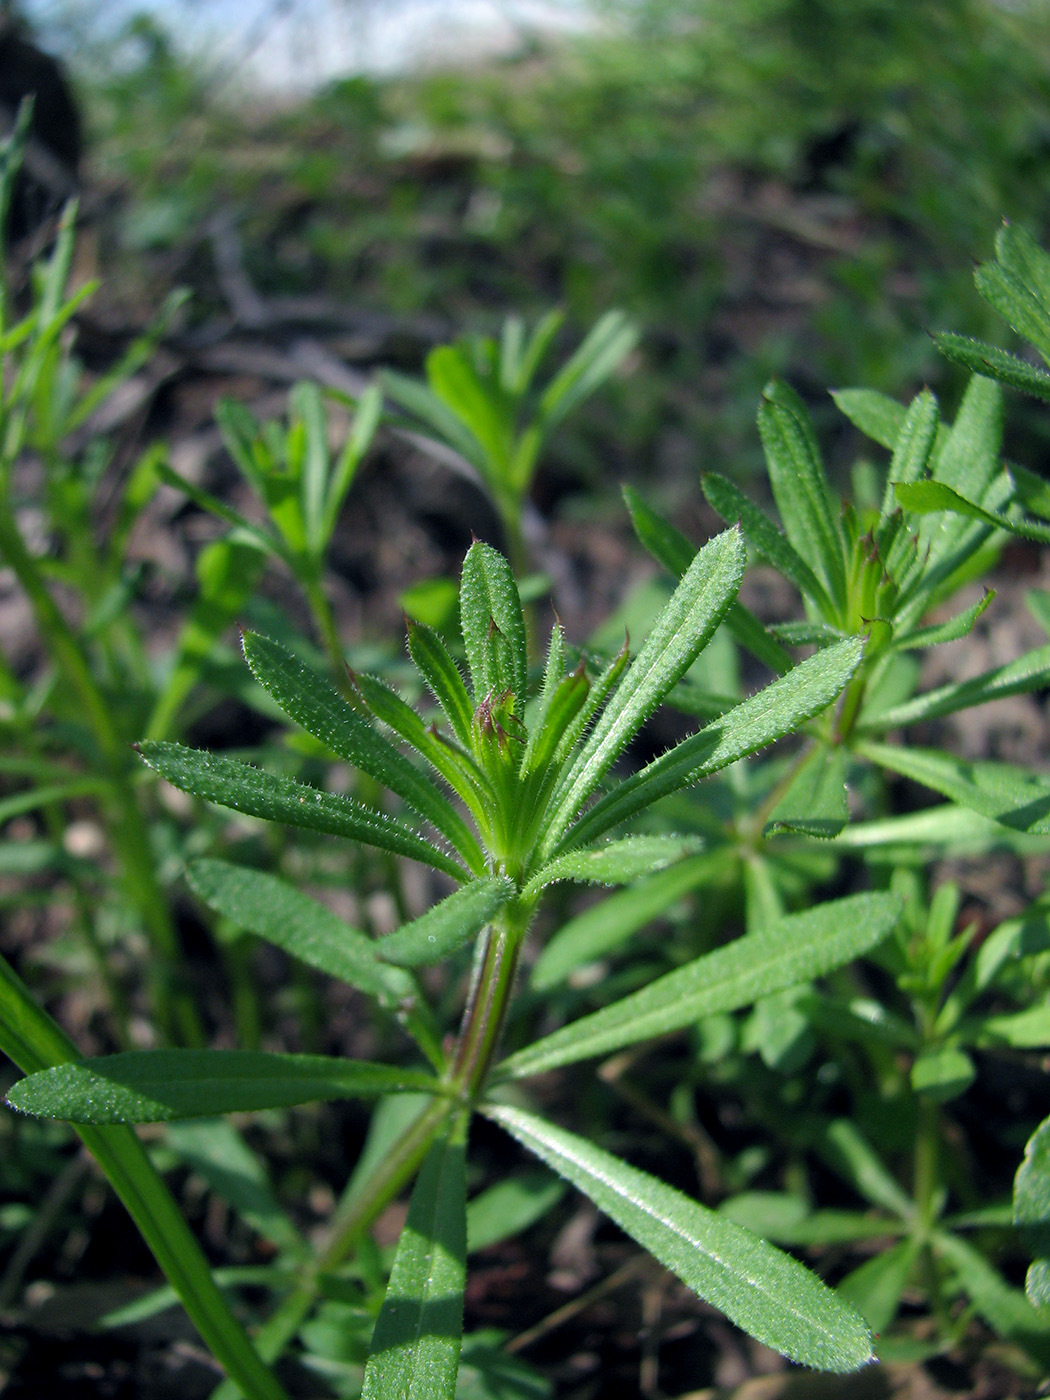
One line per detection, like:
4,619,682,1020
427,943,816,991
8,532,904,1390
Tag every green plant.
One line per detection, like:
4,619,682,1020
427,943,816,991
156,380,381,684
7,532,906,1391
382,309,638,579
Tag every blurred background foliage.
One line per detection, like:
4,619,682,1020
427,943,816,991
56,0,1050,482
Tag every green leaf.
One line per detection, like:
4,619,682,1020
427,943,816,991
765,746,848,839
350,669,490,819
858,741,1050,836
759,380,846,609
407,619,476,748
459,541,528,712
1014,1116,1050,1312
499,891,899,1077
837,1238,922,1335
896,479,1050,544
1011,463,1050,522
935,334,1050,403
934,374,1003,505
322,383,381,545
165,1119,305,1257
935,1230,1050,1360
136,742,467,880
542,528,745,852
559,636,864,853
382,367,490,477
186,859,409,1007
362,1127,467,1400
832,388,907,451
976,260,1050,362
485,1105,872,1372
521,834,702,902
820,1119,915,1220
530,851,724,991
859,642,1050,731
880,389,940,518
242,631,482,868
0,951,291,1400
910,1048,976,1101
977,1004,1050,1049
7,1050,438,1124
893,588,994,650
378,876,514,966
703,471,834,615
622,483,695,577
538,310,638,433
427,343,510,475
467,1170,564,1254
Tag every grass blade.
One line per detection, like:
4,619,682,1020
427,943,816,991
0,952,291,1400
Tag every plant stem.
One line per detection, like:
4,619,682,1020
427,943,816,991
209,1093,454,1400
450,899,531,1100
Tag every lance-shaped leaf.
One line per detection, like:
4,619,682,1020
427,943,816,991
137,742,467,881
765,745,848,839
934,374,1003,505
186,858,419,1013
832,387,909,452
530,851,724,991
975,243,1050,359
378,876,514,966
935,1230,1050,1363
407,620,476,748
703,471,834,615
557,636,863,854
759,380,846,610
242,631,482,869
362,1128,467,1400
350,669,491,820
459,541,528,714
622,486,791,674
521,834,702,901
879,389,940,520
7,1051,439,1124
539,309,639,433
499,891,899,1078
858,741,1050,836
485,1105,873,1373
935,334,1050,404
893,589,994,651
838,1238,923,1334
859,642,1050,732
542,528,745,852
896,479,1050,543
